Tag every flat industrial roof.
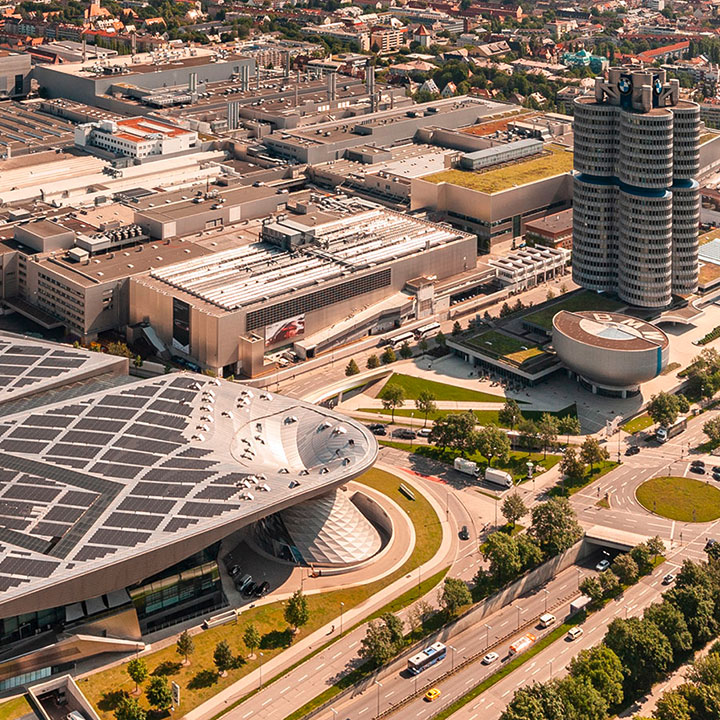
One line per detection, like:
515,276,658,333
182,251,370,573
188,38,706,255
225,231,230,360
0,371,377,615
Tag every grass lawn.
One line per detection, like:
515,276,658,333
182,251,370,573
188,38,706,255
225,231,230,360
360,403,577,429
79,469,442,720
636,476,720,522
621,414,654,434
548,461,620,497
0,696,32,720
423,145,573,195
385,373,505,403
522,290,624,331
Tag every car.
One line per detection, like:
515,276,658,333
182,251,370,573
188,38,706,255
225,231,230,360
482,652,499,665
706,539,718,552
691,466,706,474
229,565,241,577
595,559,610,572
625,446,640,456
459,525,470,541
567,627,584,641
692,460,706,468
254,581,270,597
713,471,720,481
367,425,387,436
424,688,441,702
235,574,252,592
714,465,720,473
243,581,257,596
417,428,432,437
662,573,676,585
393,428,417,440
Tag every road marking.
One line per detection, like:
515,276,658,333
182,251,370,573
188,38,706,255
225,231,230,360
279,686,290,695
466,677,475,685
358,707,368,715
297,674,308,682
242,712,253,719
502,689,512,698
316,663,325,670
385,691,394,698
261,698,273,707
349,641,357,649
332,651,342,660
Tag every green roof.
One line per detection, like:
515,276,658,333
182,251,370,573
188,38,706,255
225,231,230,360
522,290,624,331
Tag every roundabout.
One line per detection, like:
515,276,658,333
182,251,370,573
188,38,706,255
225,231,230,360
636,476,720,522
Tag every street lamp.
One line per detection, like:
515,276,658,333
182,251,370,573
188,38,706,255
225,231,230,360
259,652,264,689
449,644,457,671
517,605,524,631
340,601,345,634
374,680,382,717
543,588,550,613
410,412,414,447
331,710,338,719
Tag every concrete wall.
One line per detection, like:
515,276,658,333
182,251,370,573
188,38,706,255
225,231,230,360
0,53,31,98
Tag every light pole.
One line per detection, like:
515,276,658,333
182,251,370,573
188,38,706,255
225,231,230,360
577,568,583,589
495,495,498,528
549,660,553,680
484,623,491,649
331,710,338,720
340,601,344,634
374,680,382,717
516,605,524,631
543,588,549,613
449,644,457,671
410,412,414,447
259,652,264,689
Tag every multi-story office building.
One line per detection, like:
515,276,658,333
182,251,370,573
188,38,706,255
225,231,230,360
572,67,700,308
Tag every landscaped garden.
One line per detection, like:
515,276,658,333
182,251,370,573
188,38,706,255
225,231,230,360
384,372,505,403
522,290,624,331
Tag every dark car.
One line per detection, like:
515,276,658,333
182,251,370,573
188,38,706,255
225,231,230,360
459,525,470,541
713,465,720,474
393,428,417,440
367,424,387,436
254,581,270,597
714,472,720,482
229,565,241,577
625,446,640,456
243,581,258,596
705,539,718,552
692,460,706,468
691,466,706,474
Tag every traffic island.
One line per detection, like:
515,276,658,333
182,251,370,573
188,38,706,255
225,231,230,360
636,476,720,522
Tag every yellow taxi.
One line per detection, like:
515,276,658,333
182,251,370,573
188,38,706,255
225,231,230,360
424,688,441,702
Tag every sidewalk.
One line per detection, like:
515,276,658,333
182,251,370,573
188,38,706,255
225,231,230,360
183,465,457,720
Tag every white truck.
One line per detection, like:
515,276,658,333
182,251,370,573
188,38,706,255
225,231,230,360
454,457,480,477
484,467,513,488
656,416,687,443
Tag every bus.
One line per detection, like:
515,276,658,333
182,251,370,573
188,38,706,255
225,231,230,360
407,642,447,675
415,322,440,339
508,633,536,656
388,331,414,349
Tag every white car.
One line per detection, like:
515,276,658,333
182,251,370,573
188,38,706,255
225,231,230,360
595,559,610,572
482,651,499,665
567,627,584,641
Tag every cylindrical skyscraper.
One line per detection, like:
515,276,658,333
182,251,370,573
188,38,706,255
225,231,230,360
572,68,700,308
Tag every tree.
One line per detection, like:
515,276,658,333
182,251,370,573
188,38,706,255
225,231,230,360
604,617,673,691
517,418,539,451
653,690,693,720
418,338,429,354
440,577,472,616
345,359,360,376
560,446,585,484
611,553,638,585
476,424,511,467
243,623,261,659
127,658,148,693
598,568,620,598
498,399,522,430
379,383,405,422
644,601,693,662
664,583,718,645
557,676,608,720
284,589,309,633
435,330,446,347
569,645,624,707
558,415,581,440
515,533,543,571
415,390,437,427
500,683,565,720
501,493,528,528
107,341,133,358
176,630,194,665
452,320,462,336
630,543,653,576
213,640,234,677
366,354,380,369
647,391,683,428
115,697,146,720
483,531,521,584
146,676,173,711
429,411,477,454
359,620,396,666
399,342,413,359
133,355,143,369
647,535,665,559
580,437,609,472
530,497,583,556
381,346,396,364
704,416,720,446
579,576,603,606
536,413,558,458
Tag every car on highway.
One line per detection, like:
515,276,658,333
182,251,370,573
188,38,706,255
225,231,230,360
662,573,676,585
424,688,441,702
567,627,584,641
625,446,640,456
459,525,470,540
595,559,610,572
482,652,499,665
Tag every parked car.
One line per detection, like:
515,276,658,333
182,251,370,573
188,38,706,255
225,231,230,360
482,652,499,665
393,428,417,440
243,581,258,596
692,460,706,468
229,565,241,577
713,465,720,473
690,465,706,475
595,559,610,572
417,428,432,438
254,581,270,597
367,424,387,436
